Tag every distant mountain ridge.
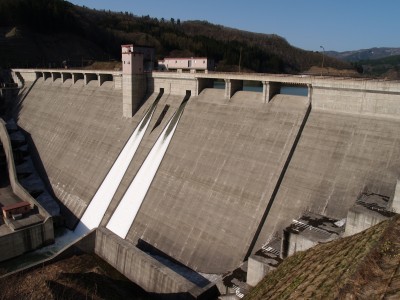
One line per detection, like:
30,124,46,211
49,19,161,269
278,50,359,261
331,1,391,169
0,0,351,74
327,47,400,62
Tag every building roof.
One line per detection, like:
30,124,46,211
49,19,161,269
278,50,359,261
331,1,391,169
161,57,208,60
2,201,31,212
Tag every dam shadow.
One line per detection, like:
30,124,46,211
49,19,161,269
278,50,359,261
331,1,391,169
8,78,76,227
18,127,77,227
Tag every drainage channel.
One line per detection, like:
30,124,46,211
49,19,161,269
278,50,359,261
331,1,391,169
75,91,163,235
106,91,191,239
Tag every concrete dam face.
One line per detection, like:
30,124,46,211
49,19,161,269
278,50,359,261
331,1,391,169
8,68,400,296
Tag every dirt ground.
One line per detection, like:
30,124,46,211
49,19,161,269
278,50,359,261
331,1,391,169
0,253,153,300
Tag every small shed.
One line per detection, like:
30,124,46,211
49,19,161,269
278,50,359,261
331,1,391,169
2,201,31,219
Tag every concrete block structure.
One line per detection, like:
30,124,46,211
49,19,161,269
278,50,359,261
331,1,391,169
122,44,147,117
246,239,282,287
345,193,395,236
281,212,344,258
6,62,400,297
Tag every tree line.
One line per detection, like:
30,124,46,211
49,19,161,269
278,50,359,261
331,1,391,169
0,0,351,73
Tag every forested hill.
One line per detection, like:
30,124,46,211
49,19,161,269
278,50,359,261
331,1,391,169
0,0,351,73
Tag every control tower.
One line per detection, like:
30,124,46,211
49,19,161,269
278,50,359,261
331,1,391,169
121,44,146,117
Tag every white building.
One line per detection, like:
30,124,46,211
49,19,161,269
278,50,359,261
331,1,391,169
158,57,214,72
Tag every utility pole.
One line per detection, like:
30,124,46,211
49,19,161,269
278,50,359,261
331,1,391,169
320,45,325,76
239,47,242,73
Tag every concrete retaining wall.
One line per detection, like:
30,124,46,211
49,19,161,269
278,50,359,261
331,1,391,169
0,219,53,261
95,228,217,299
0,230,96,278
0,119,54,261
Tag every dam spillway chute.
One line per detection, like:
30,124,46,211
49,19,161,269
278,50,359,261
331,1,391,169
74,91,163,235
106,91,191,239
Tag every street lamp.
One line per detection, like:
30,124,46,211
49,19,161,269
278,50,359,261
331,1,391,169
320,45,325,75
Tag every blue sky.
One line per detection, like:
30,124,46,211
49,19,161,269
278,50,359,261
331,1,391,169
68,0,399,52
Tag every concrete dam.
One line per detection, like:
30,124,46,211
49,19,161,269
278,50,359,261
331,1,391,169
3,60,400,297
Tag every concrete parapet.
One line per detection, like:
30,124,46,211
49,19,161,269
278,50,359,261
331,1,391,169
11,69,120,90
12,69,400,118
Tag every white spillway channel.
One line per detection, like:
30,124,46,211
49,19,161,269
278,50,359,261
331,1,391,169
74,96,160,235
106,98,189,239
